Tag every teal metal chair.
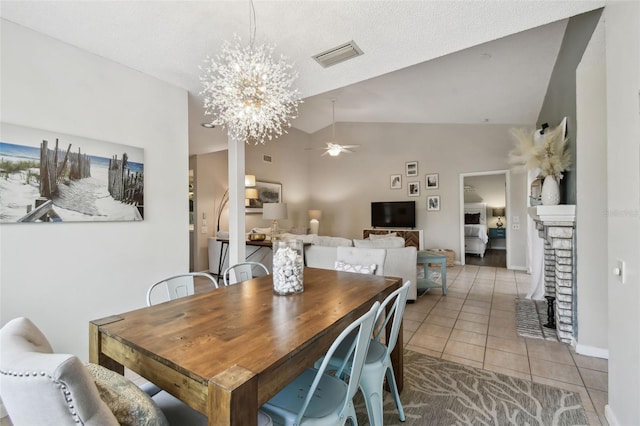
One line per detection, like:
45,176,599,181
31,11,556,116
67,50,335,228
222,261,269,286
316,281,411,426
146,272,219,306
260,301,380,426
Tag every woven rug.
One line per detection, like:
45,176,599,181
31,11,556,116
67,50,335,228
515,298,558,341
353,350,588,425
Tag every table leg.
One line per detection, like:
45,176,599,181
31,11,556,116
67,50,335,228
209,365,258,426
386,306,404,392
441,259,447,295
89,320,124,375
218,241,228,278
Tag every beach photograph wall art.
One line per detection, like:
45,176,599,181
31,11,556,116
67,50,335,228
0,123,144,223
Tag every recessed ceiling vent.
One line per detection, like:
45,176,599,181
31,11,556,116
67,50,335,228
312,41,363,68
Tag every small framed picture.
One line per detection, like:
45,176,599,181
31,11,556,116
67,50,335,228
390,174,402,189
405,161,418,177
408,181,420,197
426,173,439,189
427,195,440,211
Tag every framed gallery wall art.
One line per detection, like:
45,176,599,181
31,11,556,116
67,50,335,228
246,180,282,213
426,173,439,189
0,122,144,223
390,174,401,189
405,161,418,177
408,181,420,197
427,195,440,211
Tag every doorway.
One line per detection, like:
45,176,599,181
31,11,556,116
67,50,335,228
459,170,510,268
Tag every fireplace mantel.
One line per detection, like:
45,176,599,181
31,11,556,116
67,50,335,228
528,204,577,344
528,205,576,223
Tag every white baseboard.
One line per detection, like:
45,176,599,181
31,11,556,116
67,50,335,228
605,404,620,426
576,343,609,359
509,265,528,271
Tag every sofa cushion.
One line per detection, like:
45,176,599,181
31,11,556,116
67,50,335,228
353,237,405,248
334,261,377,275
86,363,169,426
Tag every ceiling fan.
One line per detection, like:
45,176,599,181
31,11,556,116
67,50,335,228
314,100,360,157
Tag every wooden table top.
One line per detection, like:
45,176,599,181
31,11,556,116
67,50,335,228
95,267,400,393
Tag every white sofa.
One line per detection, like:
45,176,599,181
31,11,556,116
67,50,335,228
207,233,418,301
304,237,418,301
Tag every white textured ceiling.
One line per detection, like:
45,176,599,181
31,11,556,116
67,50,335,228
0,1,604,154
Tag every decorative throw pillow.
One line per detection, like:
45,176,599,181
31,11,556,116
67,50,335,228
334,261,377,275
368,232,398,240
465,213,481,224
354,238,405,248
85,363,169,426
313,236,354,247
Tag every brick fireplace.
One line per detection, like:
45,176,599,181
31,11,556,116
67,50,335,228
528,205,577,344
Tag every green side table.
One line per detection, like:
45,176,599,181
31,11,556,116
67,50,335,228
416,250,447,295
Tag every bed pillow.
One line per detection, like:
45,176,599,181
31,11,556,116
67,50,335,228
334,261,377,275
465,213,481,224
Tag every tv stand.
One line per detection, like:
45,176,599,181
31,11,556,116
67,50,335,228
363,229,424,250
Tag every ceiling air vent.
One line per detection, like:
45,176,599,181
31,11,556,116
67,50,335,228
312,41,363,68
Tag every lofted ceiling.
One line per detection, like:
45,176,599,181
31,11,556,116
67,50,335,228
0,1,604,155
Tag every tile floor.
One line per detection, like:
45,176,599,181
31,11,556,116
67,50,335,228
404,264,608,425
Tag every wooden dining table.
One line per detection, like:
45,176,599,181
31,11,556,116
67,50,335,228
89,267,403,426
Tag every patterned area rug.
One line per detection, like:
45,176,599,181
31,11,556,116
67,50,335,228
354,350,588,425
515,298,558,341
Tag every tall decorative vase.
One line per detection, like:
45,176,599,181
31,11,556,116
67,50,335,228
541,175,560,205
272,239,304,295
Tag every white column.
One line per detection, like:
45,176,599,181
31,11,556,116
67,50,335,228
228,133,246,266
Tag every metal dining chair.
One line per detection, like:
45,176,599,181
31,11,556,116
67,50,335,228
222,261,269,286
315,281,411,426
260,301,380,426
146,272,219,306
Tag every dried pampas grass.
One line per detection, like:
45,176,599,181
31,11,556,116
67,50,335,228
508,123,571,180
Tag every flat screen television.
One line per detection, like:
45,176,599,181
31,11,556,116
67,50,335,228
371,201,416,228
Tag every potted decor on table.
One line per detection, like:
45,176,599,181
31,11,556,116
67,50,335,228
508,118,571,205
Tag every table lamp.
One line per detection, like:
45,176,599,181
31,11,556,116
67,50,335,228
263,203,288,240
492,207,505,228
245,188,258,207
308,210,322,235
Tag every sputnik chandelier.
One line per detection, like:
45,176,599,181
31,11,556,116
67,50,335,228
200,1,301,145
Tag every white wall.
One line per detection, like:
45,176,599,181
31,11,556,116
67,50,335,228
0,21,189,359
307,122,528,268
604,2,640,425
575,16,608,355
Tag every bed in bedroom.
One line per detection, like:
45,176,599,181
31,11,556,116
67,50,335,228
464,203,489,258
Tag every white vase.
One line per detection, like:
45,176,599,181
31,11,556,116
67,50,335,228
541,175,560,205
